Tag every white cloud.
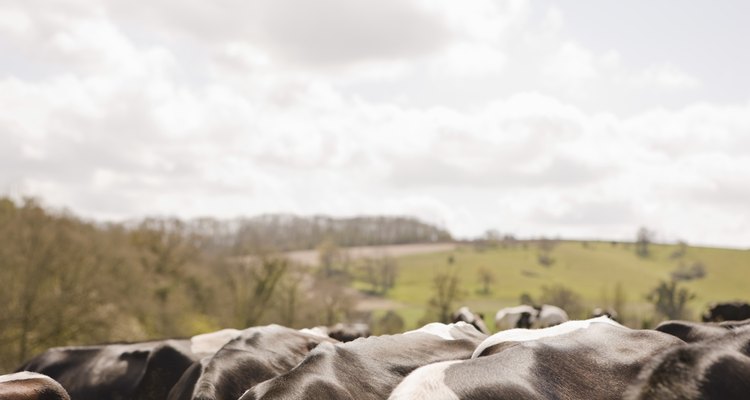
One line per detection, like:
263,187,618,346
543,41,599,82
1,0,749,248
0,6,32,35
427,42,506,78
628,64,701,89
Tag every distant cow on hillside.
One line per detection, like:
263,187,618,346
495,304,569,330
702,302,750,322
327,322,371,342
452,306,490,334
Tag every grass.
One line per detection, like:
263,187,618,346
354,241,750,330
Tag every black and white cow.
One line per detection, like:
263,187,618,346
494,305,538,330
0,372,70,400
389,317,683,400
452,307,490,335
625,324,750,400
494,304,569,331
239,322,487,400
167,325,338,400
655,318,750,343
326,323,371,342
702,301,750,322
591,307,619,322
532,304,568,328
17,339,198,400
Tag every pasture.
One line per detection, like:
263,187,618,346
358,241,750,330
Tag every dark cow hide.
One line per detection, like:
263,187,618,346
167,325,338,400
17,339,197,400
702,302,750,322
0,372,70,400
239,322,487,400
452,307,490,335
625,324,750,400
390,318,683,400
327,323,370,342
656,318,750,343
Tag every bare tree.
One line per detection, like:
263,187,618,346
427,266,466,323
477,267,496,295
539,284,584,318
225,255,289,328
360,256,398,295
312,275,357,326
0,198,122,369
636,227,653,258
647,280,696,320
318,236,343,277
670,240,688,259
376,311,405,335
537,237,556,267
273,265,307,327
613,281,627,318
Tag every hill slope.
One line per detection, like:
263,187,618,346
367,241,750,328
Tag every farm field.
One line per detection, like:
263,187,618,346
356,241,750,331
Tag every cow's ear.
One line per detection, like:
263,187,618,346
306,339,322,351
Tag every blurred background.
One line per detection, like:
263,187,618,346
1,0,749,373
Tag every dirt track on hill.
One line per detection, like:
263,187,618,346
284,242,457,266
284,242,457,312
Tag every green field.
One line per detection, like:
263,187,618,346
358,241,750,330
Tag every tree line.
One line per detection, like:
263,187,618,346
183,214,452,255
0,197,447,373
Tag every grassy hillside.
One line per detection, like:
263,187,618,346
359,241,750,330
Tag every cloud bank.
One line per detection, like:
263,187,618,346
1,0,748,247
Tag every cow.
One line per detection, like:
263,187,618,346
189,328,242,356
167,325,339,400
591,307,619,322
0,372,70,400
238,322,488,400
655,318,750,343
326,323,371,342
494,304,569,331
16,339,198,400
494,305,537,330
452,306,490,335
702,301,750,322
389,317,683,400
624,324,750,399
533,304,568,328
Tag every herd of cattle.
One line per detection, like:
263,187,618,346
3,301,750,400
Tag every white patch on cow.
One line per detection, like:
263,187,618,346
0,371,51,383
473,316,624,359
190,328,242,355
405,322,470,340
299,326,330,338
388,360,462,400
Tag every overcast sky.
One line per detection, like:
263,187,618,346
2,0,749,247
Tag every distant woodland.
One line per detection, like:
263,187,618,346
0,197,451,372
2,196,732,375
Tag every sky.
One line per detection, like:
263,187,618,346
1,0,750,247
